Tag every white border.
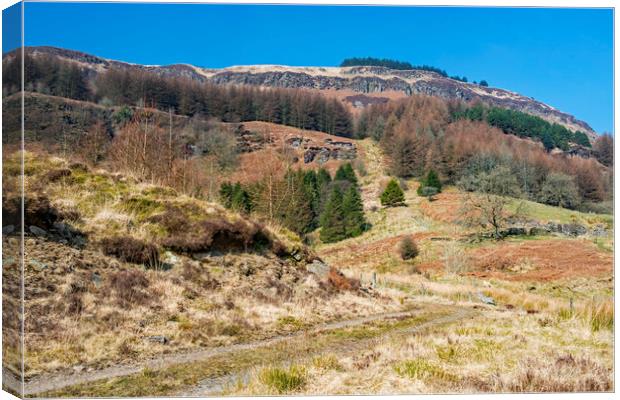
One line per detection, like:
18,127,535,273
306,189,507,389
0,1,616,400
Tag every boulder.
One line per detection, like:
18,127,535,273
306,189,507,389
29,225,48,237
307,260,330,278
2,225,15,235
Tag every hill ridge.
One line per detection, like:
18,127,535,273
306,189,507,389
6,46,595,138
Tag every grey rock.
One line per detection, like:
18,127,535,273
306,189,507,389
307,260,330,278
146,335,169,345
477,291,496,306
28,259,47,271
29,225,47,237
2,225,15,235
591,225,608,237
529,227,551,236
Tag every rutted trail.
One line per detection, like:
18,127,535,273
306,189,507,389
180,306,477,397
17,306,475,396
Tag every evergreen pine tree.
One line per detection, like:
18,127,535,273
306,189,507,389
280,170,315,234
380,179,405,207
317,167,332,189
342,185,366,237
219,182,234,208
417,169,442,196
303,170,321,228
230,183,252,214
320,187,347,243
335,163,358,186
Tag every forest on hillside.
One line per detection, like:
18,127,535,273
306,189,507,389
2,53,354,137
356,96,613,211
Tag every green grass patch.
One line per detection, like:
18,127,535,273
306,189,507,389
120,196,165,221
508,198,612,227
259,365,307,394
277,316,308,330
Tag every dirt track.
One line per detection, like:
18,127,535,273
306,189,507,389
10,306,475,396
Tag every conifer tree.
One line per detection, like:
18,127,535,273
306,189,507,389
280,170,315,234
303,170,321,228
380,179,405,207
317,167,332,189
219,182,234,208
320,187,347,243
231,183,252,214
342,185,366,237
335,163,358,186
417,169,442,197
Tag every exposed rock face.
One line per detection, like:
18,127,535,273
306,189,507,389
9,46,597,139
498,221,608,238
233,123,357,164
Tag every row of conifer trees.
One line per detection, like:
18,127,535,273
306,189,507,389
219,163,367,243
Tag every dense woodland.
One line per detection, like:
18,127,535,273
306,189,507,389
3,53,354,137
357,96,613,211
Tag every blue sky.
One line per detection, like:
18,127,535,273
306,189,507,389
9,3,616,133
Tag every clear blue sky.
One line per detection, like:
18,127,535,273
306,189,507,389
10,3,616,133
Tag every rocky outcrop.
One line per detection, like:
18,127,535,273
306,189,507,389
497,221,609,238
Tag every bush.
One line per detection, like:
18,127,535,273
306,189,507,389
399,236,419,260
259,365,307,394
380,179,405,207
107,269,151,307
43,168,72,183
538,173,580,209
100,236,160,267
156,209,277,255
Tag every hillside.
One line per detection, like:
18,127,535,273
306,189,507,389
6,46,596,138
3,149,401,388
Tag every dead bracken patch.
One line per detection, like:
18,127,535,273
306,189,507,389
466,239,612,281
327,267,360,291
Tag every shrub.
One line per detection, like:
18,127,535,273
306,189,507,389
399,235,419,260
107,269,151,307
160,214,275,255
43,168,72,183
100,236,160,267
259,365,307,394
380,179,405,207
538,173,580,209
417,169,442,196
